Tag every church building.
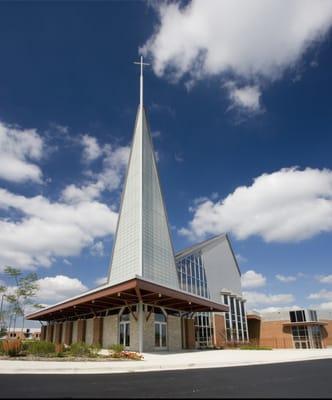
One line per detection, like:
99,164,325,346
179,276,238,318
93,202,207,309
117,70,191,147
27,58,248,352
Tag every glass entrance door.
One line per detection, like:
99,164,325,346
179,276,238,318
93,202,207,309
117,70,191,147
119,311,130,348
119,321,130,347
155,321,167,348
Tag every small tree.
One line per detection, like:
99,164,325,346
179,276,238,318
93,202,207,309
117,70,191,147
4,266,39,333
0,284,7,336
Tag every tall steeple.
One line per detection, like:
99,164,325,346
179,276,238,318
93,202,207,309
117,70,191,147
107,57,179,289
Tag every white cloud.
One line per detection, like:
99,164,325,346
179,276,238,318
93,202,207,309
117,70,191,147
257,305,301,313
61,144,130,204
241,270,266,289
225,82,262,112
313,301,332,310
244,291,295,306
235,254,247,264
61,181,104,203
276,274,297,283
81,134,102,163
317,274,332,284
0,121,43,183
35,275,88,304
308,289,332,300
90,241,104,257
0,188,118,270
142,0,332,110
179,167,332,242
94,276,108,286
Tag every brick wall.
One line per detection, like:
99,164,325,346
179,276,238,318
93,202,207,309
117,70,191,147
93,317,103,346
143,312,155,352
77,319,86,343
72,320,78,343
260,321,293,348
168,315,182,351
85,318,94,345
64,321,73,345
102,315,118,348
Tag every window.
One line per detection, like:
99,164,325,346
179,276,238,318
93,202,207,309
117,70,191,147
119,309,130,347
290,310,306,323
154,310,167,348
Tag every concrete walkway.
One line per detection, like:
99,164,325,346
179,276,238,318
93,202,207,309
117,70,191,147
0,348,331,374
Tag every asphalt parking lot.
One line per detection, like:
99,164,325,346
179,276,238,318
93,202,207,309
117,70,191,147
0,359,331,398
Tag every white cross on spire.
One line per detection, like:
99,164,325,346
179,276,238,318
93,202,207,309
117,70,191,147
134,56,150,107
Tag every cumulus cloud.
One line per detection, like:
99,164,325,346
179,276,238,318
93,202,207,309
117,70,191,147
314,302,332,310
0,121,43,183
241,270,266,289
35,275,88,304
81,134,103,163
257,305,301,313
94,276,108,286
142,0,332,111
276,274,297,283
0,188,118,270
62,144,130,204
317,274,332,284
244,291,295,307
225,82,262,112
308,289,332,300
90,241,104,257
179,167,332,242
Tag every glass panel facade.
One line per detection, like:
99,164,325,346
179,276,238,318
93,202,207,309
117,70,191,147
291,324,322,349
176,251,213,347
176,250,248,346
176,252,209,298
222,293,248,342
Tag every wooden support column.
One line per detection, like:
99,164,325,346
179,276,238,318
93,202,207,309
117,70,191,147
64,321,73,345
138,301,143,353
46,324,54,342
54,323,62,345
184,318,196,349
40,325,46,341
77,319,86,343
93,317,103,346
213,314,226,348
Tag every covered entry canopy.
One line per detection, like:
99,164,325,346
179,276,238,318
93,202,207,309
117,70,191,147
27,277,228,322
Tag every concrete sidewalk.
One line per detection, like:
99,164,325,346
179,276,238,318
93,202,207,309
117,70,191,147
0,349,331,374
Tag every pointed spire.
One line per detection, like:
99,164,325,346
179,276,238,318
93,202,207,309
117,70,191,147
107,60,179,289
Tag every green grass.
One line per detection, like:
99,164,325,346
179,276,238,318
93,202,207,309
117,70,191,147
22,340,56,356
239,345,272,350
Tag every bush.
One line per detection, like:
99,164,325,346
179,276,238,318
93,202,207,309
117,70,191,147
0,340,4,355
23,340,56,356
68,342,96,357
2,339,22,357
109,343,125,353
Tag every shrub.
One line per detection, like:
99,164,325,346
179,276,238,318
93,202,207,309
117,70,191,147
2,339,22,357
68,342,96,357
23,340,56,356
109,343,125,353
0,340,4,355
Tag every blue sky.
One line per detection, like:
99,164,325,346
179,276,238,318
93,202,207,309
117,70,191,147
0,1,332,317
